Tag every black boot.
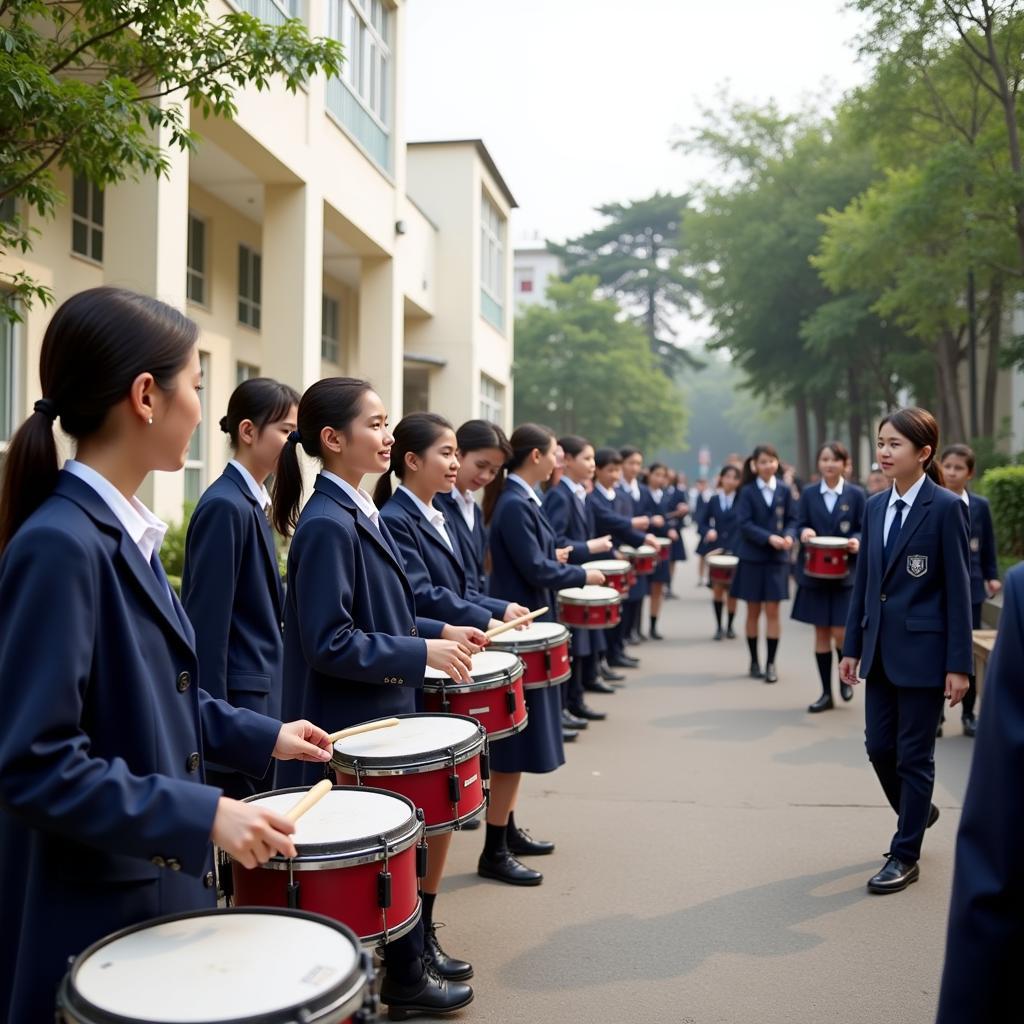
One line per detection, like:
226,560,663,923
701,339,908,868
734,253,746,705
381,968,474,1021
423,924,473,981
507,814,555,856
649,616,663,640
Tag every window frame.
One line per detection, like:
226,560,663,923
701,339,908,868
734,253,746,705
236,361,260,385
321,294,341,364
71,174,104,265
479,374,504,426
186,213,208,309
184,351,210,504
0,312,20,445
237,244,262,330
331,0,392,132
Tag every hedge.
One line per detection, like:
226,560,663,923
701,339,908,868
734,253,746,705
981,466,1024,560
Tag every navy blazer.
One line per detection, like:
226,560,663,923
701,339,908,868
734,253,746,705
0,472,280,1021
842,476,973,686
734,481,798,564
182,463,285,720
487,483,587,615
380,488,500,628
936,564,1024,1022
542,478,596,564
586,487,647,548
702,493,740,552
436,490,490,595
794,482,866,590
278,475,445,788
966,492,999,605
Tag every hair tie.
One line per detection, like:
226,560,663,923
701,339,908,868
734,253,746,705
288,430,302,446
33,398,57,422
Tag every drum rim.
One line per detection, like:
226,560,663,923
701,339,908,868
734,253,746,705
805,536,851,549
422,800,487,836
422,659,525,693
523,667,572,689
240,786,422,868
707,554,739,566
57,907,367,1024
580,559,631,573
619,545,656,557
476,711,529,741
352,900,422,947
489,624,570,653
557,588,623,606
331,714,486,774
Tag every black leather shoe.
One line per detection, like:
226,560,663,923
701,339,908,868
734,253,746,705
478,850,543,886
382,967,474,1020
962,715,977,737
726,627,737,639
649,627,664,640
584,679,616,695
867,854,919,894
839,681,854,702
749,660,764,679
927,804,940,829
713,627,724,641
764,663,778,684
423,924,473,981
562,709,588,730
569,703,607,721
608,655,640,668
808,692,833,713
600,664,626,682
562,728,578,743
507,824,555,856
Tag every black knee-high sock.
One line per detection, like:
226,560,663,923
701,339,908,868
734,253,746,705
766,637,779,665
727,608,736,630
484,823,508,857
507,811,520,836
747,636,759,662
815,651,832,693
650,615,658,633
713,600,723,628
421,891,436,931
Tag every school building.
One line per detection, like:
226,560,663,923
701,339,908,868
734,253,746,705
0,0,516,522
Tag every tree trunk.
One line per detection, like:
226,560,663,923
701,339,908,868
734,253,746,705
982,278,1003,439
848,366,863,478
794,392,811,480
936,331,968,443
812,396,828,455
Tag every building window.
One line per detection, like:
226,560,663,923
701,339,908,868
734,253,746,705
235,0,302,25
404,365,430,415
184,352,210,504
187,214,207,307
480,374,503,426
520,278,534,293
321,294,341,363
71,174,104,263
0,195,15,222
236,361,260,385
480,193,505,330
238,245,262,329
0,315,17,443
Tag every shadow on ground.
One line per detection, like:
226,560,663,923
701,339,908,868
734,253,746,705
651,707,810,742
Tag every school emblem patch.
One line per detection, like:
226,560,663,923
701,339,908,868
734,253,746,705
970,536,980,552
839,520,851,534
907,554,928,578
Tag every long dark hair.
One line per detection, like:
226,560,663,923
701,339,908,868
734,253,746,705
0,287,198,553
271,377,374,537
740,443,781,487
220,377,300,448
456,418,512,458
558,434,591,458
482,422,556,524
816,440,850,466
716,464,742,489
372,412,453,506
878,407,944,487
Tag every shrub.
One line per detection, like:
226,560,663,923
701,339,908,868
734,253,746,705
981,466,1024,560
159,502,196,582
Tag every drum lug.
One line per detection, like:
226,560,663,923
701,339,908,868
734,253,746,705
481,744,490,781
415,809,428,879
377,869,392,910
355,950,380,1024
448,746,461,828
506,687,517,715
286,859,300,910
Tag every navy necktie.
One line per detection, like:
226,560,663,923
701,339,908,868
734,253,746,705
884,498,906,565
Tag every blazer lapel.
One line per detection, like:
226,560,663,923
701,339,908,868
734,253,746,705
883,479,934,579
395,489,465,576
224,465,284,617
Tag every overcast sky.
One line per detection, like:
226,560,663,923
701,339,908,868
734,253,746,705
405,0,871,245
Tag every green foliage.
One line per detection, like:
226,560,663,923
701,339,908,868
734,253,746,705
0,0,343,323
981,465,1024,559
159,501,195,582
512,276,686,453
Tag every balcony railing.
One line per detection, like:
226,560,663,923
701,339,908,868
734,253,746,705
325,77,392,174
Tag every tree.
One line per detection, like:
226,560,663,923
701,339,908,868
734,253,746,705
0,0,343,322
547,192,699,375
512,275,686,453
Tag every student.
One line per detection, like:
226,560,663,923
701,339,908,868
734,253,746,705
272,378,478,1018
663,468,689,597
618,446,662,643
641,462,680,640
181,377,300,798
542,434,614,720
865,466,888,496
731,444,797,683
0,288,332,1021
839,407,972,894
939,443,1001,737
480,424,606,887
694,479,714,586
703,464,742,640
791,442,866,713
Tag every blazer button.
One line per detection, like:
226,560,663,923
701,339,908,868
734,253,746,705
203,871,216,889
167,858,181,871
176,671,191,692
398,678,404,684
410,627,418,637
880,593,887,602
151,855,166,868
186,752,200,773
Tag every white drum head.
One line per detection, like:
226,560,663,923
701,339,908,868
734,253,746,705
655,537,671,547
581,559,630,573
425,649,521,680
808,536,849,549
335,715,479,759
620,545,656,557
248,788,412,847
558,585,620,603
490,621,567,645
73,912,357,1021
707,554,739,567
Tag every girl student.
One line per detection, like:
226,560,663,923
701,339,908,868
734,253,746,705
181,377,300,798
662,467,690,597
840,408,972,894
641,462,681,640
479,424,607,887
702,463,742,641
938,443,1001,737
272,379,481,1019
374,412,531,982
542,434,614,719
730,443,798,683
618,446,662,643
791,441,867,714
0,288,332,1021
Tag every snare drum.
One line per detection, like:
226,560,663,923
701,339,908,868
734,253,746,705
557,585,622,629
332,714,487,834
707,553,739,586
620,544,657,575
655,537,672,562
233,787,423,945
581,559,631,595
57,908,374,1024
804,536,850,580
423,650,527,740
489,620,571,689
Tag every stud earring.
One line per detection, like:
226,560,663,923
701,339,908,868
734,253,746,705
148,417,153,425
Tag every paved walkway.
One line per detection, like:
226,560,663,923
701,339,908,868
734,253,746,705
438,560,975,1024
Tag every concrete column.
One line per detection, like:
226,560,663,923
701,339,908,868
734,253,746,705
356,256,404,417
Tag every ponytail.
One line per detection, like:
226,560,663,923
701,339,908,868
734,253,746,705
371,412,452,507
271,377,374,537
483,422,555,524
0,404,60,554
739,443,780,488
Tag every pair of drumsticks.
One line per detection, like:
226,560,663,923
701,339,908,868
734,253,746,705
283,606,548,823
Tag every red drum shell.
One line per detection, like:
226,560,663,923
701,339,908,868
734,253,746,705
232,788,422,946
656,538,672,561
621,546,657,575
422,651,527,739
557,586,622,630
582,559,632,595
804,537,850,580
707,554,738,586
489,622,571,689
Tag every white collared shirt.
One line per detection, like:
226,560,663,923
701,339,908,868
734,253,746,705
229,458,271,512
819,477,844,515
650,487,664,504
561,477,587,504
757,476,777,507
717,489,733,513
454,488,477,531
508,473,542,507
883,473,927,544
321,470,381,529
398,485,454,552
64,460,168,563
623,478,641,502
958,489,970,507
596,483,617,501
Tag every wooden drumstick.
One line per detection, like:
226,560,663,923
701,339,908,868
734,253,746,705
328,717,401,745
484,606,549,640
284,778,333,823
